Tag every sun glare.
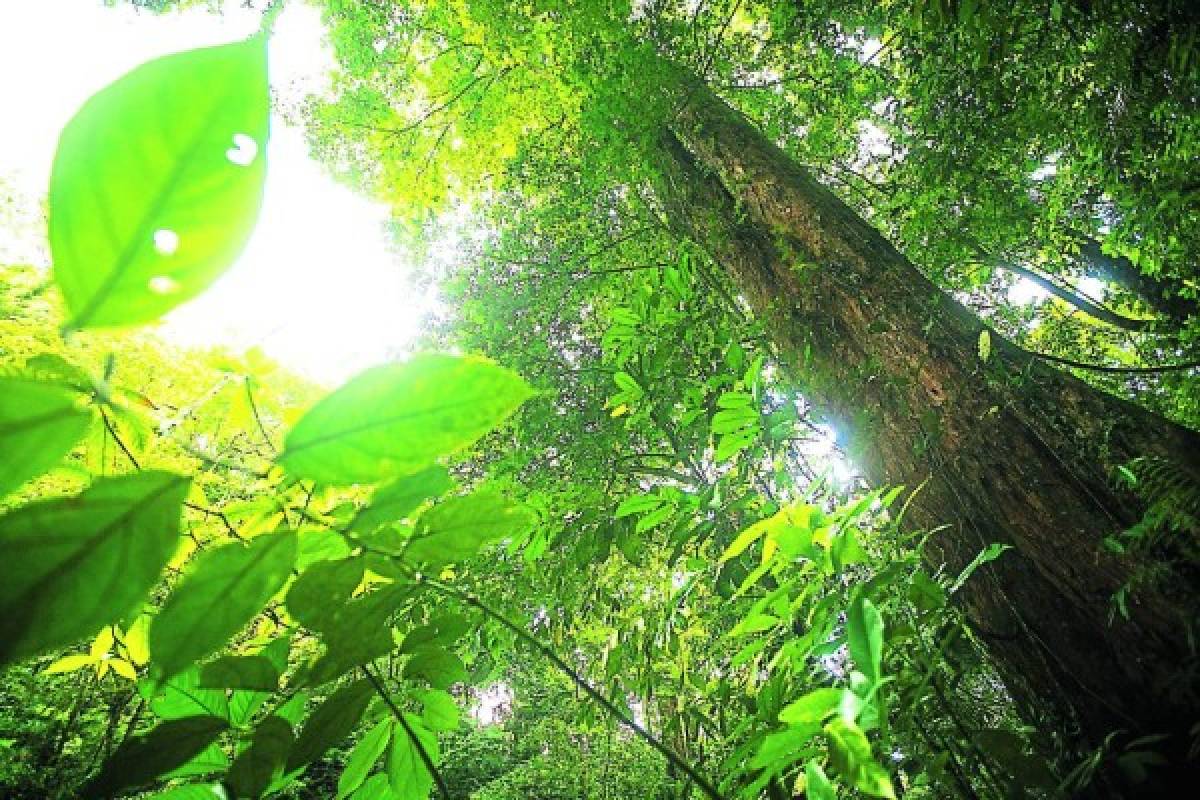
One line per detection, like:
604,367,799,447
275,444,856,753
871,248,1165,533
0,0,436,385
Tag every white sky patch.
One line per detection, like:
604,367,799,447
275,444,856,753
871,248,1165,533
1009,275,1106,307
471,682,513,726
0,0,438,386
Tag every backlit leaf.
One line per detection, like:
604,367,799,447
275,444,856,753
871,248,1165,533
150,530,297,683
404,489,535,567
338,719,392,799
278,355,533,485
0,471,189,665
0,376,93,499
49,37,270,329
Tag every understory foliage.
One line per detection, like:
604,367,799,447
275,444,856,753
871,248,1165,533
2,1,1199,799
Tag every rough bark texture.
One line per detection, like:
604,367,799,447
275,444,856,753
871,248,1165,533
651,75,1200,790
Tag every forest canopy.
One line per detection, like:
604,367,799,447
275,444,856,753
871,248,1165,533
1,1,1199,799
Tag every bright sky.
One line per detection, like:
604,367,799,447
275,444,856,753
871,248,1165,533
0,0,439,385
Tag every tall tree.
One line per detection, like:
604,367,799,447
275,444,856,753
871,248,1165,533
306,0,1200,786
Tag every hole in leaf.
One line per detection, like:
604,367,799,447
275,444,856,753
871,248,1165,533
149,275,179,295
153,229,179,255
226,133,258,166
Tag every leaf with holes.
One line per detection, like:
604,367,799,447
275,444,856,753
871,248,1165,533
278,355,533,485
49,36,269,329
0,471,189,666
150,531,297,684
0,376,94,500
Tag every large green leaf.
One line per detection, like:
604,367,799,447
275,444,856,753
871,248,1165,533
278,355,533,485
0,375,93,499
286,557,365,632
287,679,375,772
846,597,884,686
150,530,297,683
84,715,229,798
0,471,189,665
350,466,453,535
49,36,270,329
198,654,281,691
227,715,295,799
149,666,230,721
404,489,535,567
337,719,393,799
386,713,438,800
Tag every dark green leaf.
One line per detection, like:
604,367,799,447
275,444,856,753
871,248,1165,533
278,355,533,485
84,715,228,798
227,715,294,799
49,37,270,329
199,654,280,691
150,531,297,683
0,376,93,499
403,645,467,690
404,489,535,567
287,557,365,632
288,679,375,772
0,471,188,665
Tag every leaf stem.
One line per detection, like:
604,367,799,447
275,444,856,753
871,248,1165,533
361,665,450,798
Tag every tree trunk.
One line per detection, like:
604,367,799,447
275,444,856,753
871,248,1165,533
650,73,1200,791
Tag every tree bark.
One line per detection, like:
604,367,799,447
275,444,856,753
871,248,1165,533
651,73,1200,790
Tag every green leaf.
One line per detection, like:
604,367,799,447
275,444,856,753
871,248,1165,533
338,719,393,799
150,530,297,683
977,329,991,361
404,489,535,567
403,645,468,689
825,718,895,799
198,654,280,691
288,679,375,772
84,715,228,798
144,787,227,800
49,37,269,329
302,586,407,687
0,376,93,499
417,689,460,731
353,773,396,800
779,688,846,727
287,557,365,632
386,714,438,800
228,715,294,799
0,471,189,665
805,760,837,800
278,355,533,485
949,542,1012,593
150,666,230,721
614,494,662,518
351,466,453,534
846,597,884,686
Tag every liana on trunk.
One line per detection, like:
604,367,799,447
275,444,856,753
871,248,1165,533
651,70,1200,791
